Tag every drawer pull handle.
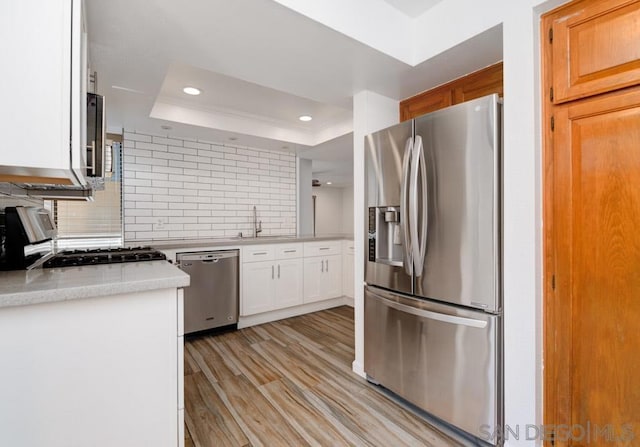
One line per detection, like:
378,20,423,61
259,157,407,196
253,252,268,255
284,250,296,253
319,247,330,250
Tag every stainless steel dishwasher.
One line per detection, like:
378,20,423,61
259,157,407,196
177,250,239,334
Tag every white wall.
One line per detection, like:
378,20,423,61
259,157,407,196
341,185,354,234
122,131,296,241
297,158,313,235
312,187,348,235
352,90,399,377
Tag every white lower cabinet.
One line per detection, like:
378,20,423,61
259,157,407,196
241,240,346,317
303,254,343,303
241,244,303,316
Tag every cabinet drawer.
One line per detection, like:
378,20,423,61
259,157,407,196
342,240,355,254
276,243,303,260
242,245,275,262
303,240,342,257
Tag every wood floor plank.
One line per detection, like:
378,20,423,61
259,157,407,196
250,339,322,390
301,311,354,344
284,317,335,346
184,345,201,376
184,423,195,447
326,305,354,320
184,372,249,447
356,386,459,447
259,378,355,447
248,324,287,347
216,334,282,387
187,338,238,383
213,374,310,447
308,378,430,447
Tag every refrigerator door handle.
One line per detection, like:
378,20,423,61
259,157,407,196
410,136,428,277
401,137,413,276
374,292,488,329
417,136,428,274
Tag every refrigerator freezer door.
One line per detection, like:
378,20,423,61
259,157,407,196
364,285,501,444
414,94,501,312
365,120,413,295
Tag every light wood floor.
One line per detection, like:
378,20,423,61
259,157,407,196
184,306,462,447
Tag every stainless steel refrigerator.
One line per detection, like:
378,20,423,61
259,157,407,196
364,94,502,445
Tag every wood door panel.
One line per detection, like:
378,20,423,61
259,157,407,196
551,0,640,103
554,87,640,443
400,86,452,121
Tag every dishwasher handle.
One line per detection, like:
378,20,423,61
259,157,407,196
177,250,239,263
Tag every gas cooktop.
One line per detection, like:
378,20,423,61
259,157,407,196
43,246,166,268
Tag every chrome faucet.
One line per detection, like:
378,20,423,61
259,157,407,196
253,205,262,237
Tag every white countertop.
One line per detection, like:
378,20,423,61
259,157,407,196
138,233,354,251
0,260,190,309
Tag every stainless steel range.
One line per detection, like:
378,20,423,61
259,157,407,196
43,246,166,268
1,206,167,271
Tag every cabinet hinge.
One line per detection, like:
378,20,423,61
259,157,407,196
549,28,553,43
550,87,554,102
551,274,556,291
551,116,555,131
550,428,555,446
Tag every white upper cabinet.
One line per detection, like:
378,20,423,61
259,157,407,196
0,0,87,185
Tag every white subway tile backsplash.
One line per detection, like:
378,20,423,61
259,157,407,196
168,145,198,156
123,131,296,241
184,140,211,151
124,132,152,143
135,141,168,152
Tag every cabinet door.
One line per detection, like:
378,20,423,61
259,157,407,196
551,86,640,436
241,261,274,316
0,0,86,185
303,257,324,303
550,0,640,103
322,255,343,299
275,258,303,309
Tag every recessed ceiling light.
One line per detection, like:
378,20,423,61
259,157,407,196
326,181,332,185
298,115,312,122
183,86,201,96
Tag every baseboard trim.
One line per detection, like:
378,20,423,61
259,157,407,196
238,296,351,329
352,360,365,378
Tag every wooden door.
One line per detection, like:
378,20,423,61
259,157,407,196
543,1,640,445
550,86,640,446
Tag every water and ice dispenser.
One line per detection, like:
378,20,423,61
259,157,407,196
368,206,403,266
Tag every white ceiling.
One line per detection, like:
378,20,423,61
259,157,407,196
382,0,446,17
85,0,502,182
